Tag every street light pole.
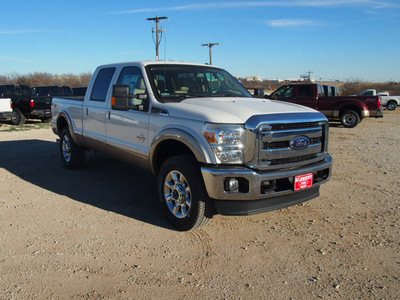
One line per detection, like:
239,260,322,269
201,42,219,65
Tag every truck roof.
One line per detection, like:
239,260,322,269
97,60,219,69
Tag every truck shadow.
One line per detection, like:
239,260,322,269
0,139,174,230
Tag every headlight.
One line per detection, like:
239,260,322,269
204,123,245,164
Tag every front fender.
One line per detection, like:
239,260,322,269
149,127,215,174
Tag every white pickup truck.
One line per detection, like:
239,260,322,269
358,89,399,110
0,98,12,124
51,61,333,230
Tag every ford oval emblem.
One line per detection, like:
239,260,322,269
290,136,310,150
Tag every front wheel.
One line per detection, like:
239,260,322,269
386,100,397,111
340,110,360,128
158,155,213,231
59,128,85,169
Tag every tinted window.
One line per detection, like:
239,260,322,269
21,86,31,97
298,85,313,97
91,68,116,102
32,87,49,97
62,87,73,96
50,86,59,96
3,86,14,97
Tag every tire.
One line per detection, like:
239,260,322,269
11,108,26,125
158,155,213,231
59,127,85,169
386,100,397,111
340,110,360,128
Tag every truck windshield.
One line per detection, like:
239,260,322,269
146,64,251,102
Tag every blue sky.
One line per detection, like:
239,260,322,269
1,0,400,82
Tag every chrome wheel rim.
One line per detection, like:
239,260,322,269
343,114,355,126
62,135,72,163
163,171,191,218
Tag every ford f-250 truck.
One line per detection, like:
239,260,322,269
269,83,384,128
51,61,333,231
357,89,399,110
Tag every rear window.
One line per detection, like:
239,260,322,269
90,68,116,102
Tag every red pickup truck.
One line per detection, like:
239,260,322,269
268,83,384,128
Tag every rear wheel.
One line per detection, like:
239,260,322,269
60,128,85,169
386,100,397,110
340,110,360,128
11,109,26,125
158,155,213,231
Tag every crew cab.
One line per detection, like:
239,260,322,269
358,89,399,110
269,83,383,128
51,61,333,230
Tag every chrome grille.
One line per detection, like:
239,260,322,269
257,121,327,169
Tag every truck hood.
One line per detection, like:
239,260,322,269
160,97,320,123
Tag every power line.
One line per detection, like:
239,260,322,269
146,15,169,60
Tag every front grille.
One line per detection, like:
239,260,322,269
257,121,327,170
264,136,322,150
270,122,321,131
269,154,317,165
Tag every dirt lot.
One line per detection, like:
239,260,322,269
1,111,399,299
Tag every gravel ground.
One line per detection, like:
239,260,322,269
0,110,399,299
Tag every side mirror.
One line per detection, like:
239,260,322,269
112,85,130,111
253,88,265,98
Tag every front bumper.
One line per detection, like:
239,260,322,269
201,154,332,215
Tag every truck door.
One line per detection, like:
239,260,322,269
83,67,116,152
295,85,316,108
105,66,150,157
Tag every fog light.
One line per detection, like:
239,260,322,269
225,178,239,192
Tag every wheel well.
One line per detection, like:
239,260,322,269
339,105,361,117
57,116,68,135
152,139,196,175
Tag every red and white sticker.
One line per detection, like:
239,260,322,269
294,173,313,191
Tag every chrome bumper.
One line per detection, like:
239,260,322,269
201,154,332,201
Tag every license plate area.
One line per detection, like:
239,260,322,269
294,173,313,191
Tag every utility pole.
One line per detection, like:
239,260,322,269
201,42,219,65
147,15,169,60
305,70,314,81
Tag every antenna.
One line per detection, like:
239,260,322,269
146,15,169,60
